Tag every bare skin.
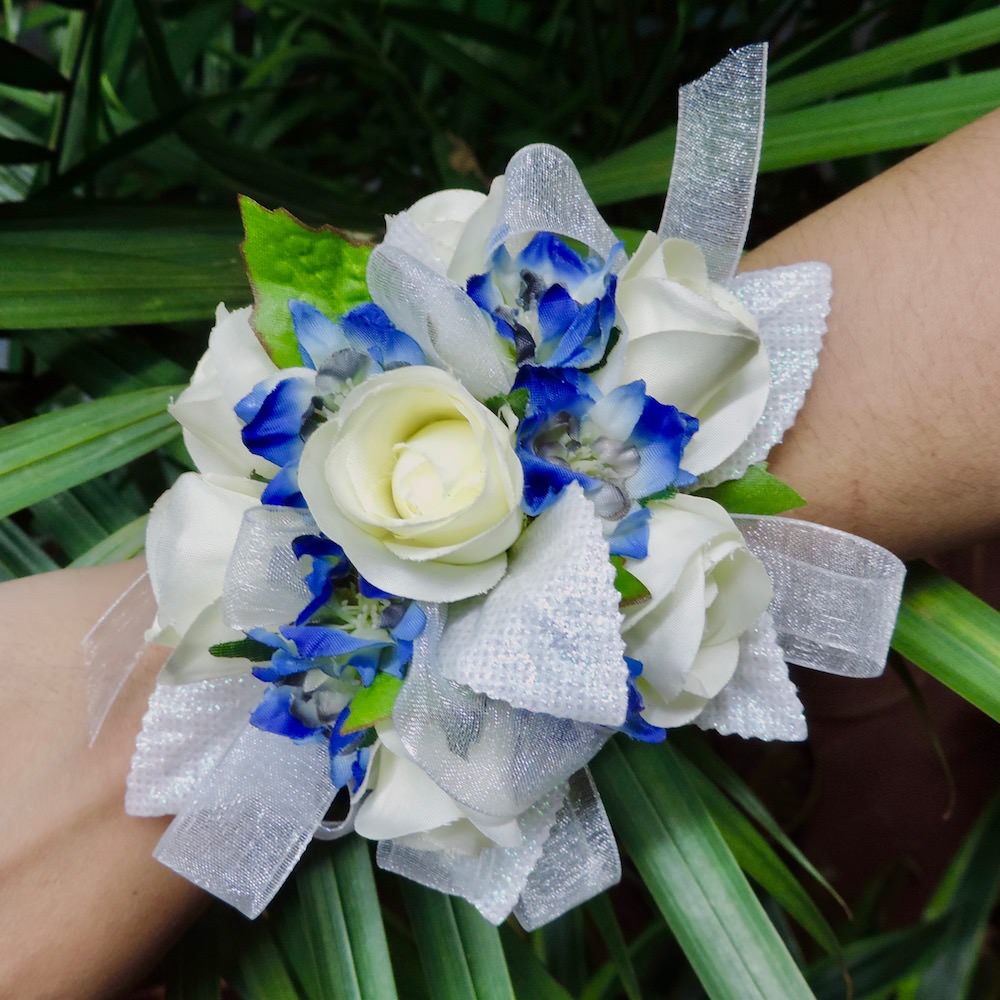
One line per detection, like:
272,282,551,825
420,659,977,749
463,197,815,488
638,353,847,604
3,110,1000,998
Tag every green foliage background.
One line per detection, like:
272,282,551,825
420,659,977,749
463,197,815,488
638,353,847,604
1,2,1000,998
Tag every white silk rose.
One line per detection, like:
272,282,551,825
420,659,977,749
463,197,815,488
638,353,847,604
355,727,522,854
621,493,772,727
298,365,524,602
616,234,769,477
145,472,263,681
168,304,278,477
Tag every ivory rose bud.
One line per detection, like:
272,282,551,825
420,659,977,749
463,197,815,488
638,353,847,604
169,304,278,477
298,366,524,602
621,494,772,727
617,235,769,476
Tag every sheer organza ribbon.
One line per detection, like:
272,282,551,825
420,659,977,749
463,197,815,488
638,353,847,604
82,42,908,925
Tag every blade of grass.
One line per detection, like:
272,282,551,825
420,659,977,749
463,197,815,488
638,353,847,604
0,386,182,519
592,738,814,1000
583,70,1000,205
585,895,643,1000
401,882,516,1000
769,6,1000,112
228,919,303,1000
292,838,398,1000
499,925,574,1000
68,514,148,567
0,38,68,91
0,519,60,578
892,561,1000,723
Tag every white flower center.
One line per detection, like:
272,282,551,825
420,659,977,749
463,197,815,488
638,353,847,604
391,419,483,519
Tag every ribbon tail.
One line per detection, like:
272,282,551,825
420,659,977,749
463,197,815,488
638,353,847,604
658,43,767,282
154,725,335,918
83,565,157,746
737,516,906,678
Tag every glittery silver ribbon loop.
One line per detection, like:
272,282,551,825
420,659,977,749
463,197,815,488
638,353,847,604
701,261,832,488
393,604,611,818
221,505,314,631
440,484,628,727
658,43,767,282
154,725,335,919
736,517,906,678
487,143,620,264
366,242,516,400
694,611,806,741
126,673,266,817
513,768,621,931
376,785,565,925
83,565,156,746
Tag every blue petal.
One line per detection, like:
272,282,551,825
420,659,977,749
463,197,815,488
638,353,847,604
518,233,590,285
606,506,652,559
359,575,396,600
239,376,314,466
466,272,502,314
341,303,425,369
247,628,293,651
513,364,598,418
543,297,602,368
234,381,271,425
517,444,597,516
390,601,426,642
536,284,579,345
252,647,310,682
621,658,667,744
281,624,392,660
290,300,348,370
262,463,306,509
250,686,320,741
293,534,347,562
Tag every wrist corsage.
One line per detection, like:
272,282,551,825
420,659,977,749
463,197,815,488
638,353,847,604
86,44,905,929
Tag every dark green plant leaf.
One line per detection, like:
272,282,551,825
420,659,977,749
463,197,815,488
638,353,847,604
0,520,60,579
585,895,643,1000
485,387,529,421
401,882,515,1000
0,386,182,520
0,137,52,164
592,738,814,1000
228,918,303,1000
893,562,1000,723
0,38,68,92
240,196,372,368
694,464,805,515
499,925,574,1000
209,638,275,661
806,919,950,1000
915,792,1000,999
68,514,148,567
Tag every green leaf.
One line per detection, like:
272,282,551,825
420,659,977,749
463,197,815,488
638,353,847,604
637,486,677,507
675,752,843,960
485,387,529,421
0,205,247,329
582,71,1000,206
228,918,303,1000
585,895,643,1000
914,793,1000,999
806,919,950,1000
892,562,1000,723
499,925,574,1000
292,839,398,1000
342,673,403,733
611,555,651,609
768,6,1000,113
209,637,275,661
694,464,805,515
0,38,68,92
401,882,516,1000
592,738,814,1000
239,195,372,368
68,514,148,568
0,386,183,520
0,520,60,579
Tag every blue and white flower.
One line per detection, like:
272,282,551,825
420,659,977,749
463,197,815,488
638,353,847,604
513,365,697,556
467,233,622,370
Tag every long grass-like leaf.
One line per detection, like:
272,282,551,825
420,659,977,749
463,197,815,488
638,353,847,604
893,562,1000,723
0,386,182,519
592,738,814,1000
68,514,147,567
583,70,1000,205
401,882,516,1000
292,839,398,1000
499,925,574,1000
585,895,643,1000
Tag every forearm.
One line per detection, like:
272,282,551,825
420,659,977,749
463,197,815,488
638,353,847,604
0,561,205,1000
743,108,1000,557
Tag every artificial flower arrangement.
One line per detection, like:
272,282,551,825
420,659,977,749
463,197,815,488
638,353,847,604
86,45,905,928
